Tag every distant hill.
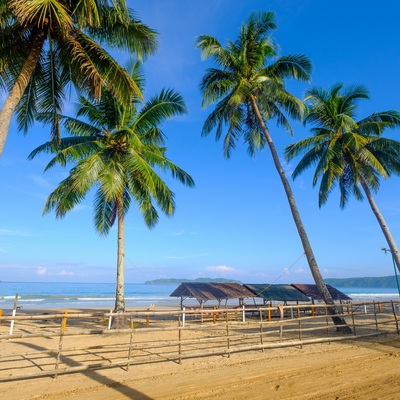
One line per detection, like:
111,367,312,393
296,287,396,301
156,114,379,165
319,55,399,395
145,278,242,285
325,275,398,288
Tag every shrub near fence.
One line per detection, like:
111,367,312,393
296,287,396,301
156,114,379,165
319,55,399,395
0,301,399,381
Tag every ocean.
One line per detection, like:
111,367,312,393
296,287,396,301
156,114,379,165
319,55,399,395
0,282,399,309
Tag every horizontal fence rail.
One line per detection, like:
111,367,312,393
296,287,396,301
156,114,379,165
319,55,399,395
0,301,399,381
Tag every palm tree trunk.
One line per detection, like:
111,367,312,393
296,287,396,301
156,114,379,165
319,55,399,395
249,95,350,330
114,196,126,313
360,179,400,274
0,31,46,156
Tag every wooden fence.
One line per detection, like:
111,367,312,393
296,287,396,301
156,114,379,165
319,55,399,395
0,301,398,381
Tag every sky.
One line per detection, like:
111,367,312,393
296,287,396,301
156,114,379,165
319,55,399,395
1,0,400,284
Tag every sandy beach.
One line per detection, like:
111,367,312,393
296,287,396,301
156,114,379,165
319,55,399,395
1,307,399,399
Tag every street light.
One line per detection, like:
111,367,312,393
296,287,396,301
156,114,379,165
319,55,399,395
381,247,400,297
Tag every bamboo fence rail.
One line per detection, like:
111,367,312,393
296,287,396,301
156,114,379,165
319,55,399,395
0,301,398,381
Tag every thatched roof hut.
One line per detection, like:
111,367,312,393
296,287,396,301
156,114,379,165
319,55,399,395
170,282,256,308
244,284,311,304
291,284,352,302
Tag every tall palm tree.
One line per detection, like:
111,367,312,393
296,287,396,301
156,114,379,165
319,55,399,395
197,11,347,325
286,83,400,274
0,0,157,156
29,65,194,315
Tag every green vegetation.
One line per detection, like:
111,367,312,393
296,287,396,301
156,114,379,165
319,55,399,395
0,0,157,156
286,83,400,275
326,276,398,288
197,11,340,312
30,64,194,314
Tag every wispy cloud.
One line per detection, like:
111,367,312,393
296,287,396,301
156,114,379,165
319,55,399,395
36,266,47,275
31,175,52,188
0,229,31,237
206,265,236,272
59,270,74,276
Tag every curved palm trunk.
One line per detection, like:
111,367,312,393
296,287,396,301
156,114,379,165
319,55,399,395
0,31,46,156
249,95,350,330
360,179,400,274
114,196,126,313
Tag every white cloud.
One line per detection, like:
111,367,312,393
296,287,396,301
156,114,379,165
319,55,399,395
31,175,51,188
295,267,304,274
0,229,30,237
59,270,74,276
206,265,236,272
36,266,47,275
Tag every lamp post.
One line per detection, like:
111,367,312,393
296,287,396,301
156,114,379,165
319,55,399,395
381,247,400,297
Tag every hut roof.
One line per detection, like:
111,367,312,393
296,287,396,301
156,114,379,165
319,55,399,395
244,284,311,302
170,282,256,302
291,284,352,301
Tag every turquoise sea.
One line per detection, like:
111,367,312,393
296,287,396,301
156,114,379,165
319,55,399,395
0,282,399,309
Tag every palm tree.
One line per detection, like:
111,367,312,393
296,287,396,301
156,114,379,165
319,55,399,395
196,11,347,325
0,0,157,156
29,66,194,316
285,83,400,274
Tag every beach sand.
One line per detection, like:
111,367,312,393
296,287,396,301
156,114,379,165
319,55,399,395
1,308,399,399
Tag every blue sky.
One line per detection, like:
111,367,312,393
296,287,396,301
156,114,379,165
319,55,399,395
1,0,400,284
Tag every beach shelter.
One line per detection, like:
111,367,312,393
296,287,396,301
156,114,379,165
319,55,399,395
291,284,352,303
170,282,256,309
244,284,311,305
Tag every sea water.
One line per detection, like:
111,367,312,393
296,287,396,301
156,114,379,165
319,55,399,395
0,282,180,309
0,282,398,309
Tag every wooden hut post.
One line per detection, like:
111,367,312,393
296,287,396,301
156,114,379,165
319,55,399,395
242,305,245,323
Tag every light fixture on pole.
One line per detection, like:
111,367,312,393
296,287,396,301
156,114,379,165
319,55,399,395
381,247,400,297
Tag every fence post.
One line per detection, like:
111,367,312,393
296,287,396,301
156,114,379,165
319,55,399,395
278,305,284,341
182,307,185,328
9,293,18,336
178,313,182,364
391,301,399,334
107,309,113,330
298,319,303,348
61,310,68,332
127,316,134,371
0,309,2,325
325,306,331,343
259,310,264,351
54,313,68,378
373,301,379,333
226,311,230,357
